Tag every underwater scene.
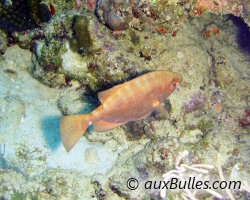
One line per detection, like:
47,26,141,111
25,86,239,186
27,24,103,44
0,0,250,199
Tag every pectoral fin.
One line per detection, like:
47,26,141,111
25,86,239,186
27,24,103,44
93,120,123,132
153,100,160,108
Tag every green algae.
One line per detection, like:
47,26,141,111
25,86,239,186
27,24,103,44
11,191,38,200
69,37,79,53
129,30,140,45
17,144,47,163
73,15,93,54
198,119,214,135
0,30,7,54
39,39,65,71
31,38,67,88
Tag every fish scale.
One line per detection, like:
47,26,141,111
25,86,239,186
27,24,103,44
101,72,168,123
60,71,182,152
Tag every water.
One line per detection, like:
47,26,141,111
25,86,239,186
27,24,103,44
0,1,249,199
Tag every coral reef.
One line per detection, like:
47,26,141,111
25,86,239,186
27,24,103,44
184,93,207,113
239,109,250,129
0,0,52,31
160,150,221,199
32,38,66,87
0,0,249,199
161,150,250,199
193,0,247,22
96,0,133,31
0,30,7,54
72,15,93,54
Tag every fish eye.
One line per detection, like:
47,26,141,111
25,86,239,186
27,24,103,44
169,81,180,92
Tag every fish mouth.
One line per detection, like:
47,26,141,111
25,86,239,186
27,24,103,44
175,82,181,92
174,82,181,88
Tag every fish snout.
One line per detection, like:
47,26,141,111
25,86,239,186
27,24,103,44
168,77,182,93
174,82,181,92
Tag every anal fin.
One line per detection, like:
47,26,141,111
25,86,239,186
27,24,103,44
93,120,123,132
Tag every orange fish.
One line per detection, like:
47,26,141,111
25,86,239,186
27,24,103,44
60,71,182,152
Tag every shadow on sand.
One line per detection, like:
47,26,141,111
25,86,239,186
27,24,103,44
42,116,62,151
41,102,97,151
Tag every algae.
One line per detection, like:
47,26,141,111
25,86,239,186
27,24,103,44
73,15,93,54
39,39,64,71
0,30,7,54
11,191,38,200
0,0,249,199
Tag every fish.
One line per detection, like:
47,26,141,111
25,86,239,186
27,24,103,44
60,70,182,152
0,0,51,31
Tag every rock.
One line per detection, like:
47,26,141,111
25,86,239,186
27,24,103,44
57,90,88,115
61,42,88,78
216,63,239,88
177,52,184,59
85,147,100,166
0,96,25,135
3,45,32,70
96,0,132,31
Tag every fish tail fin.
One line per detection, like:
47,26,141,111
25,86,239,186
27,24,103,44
60,114,91,152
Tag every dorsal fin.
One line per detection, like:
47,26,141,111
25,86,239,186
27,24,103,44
98,84,125,103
